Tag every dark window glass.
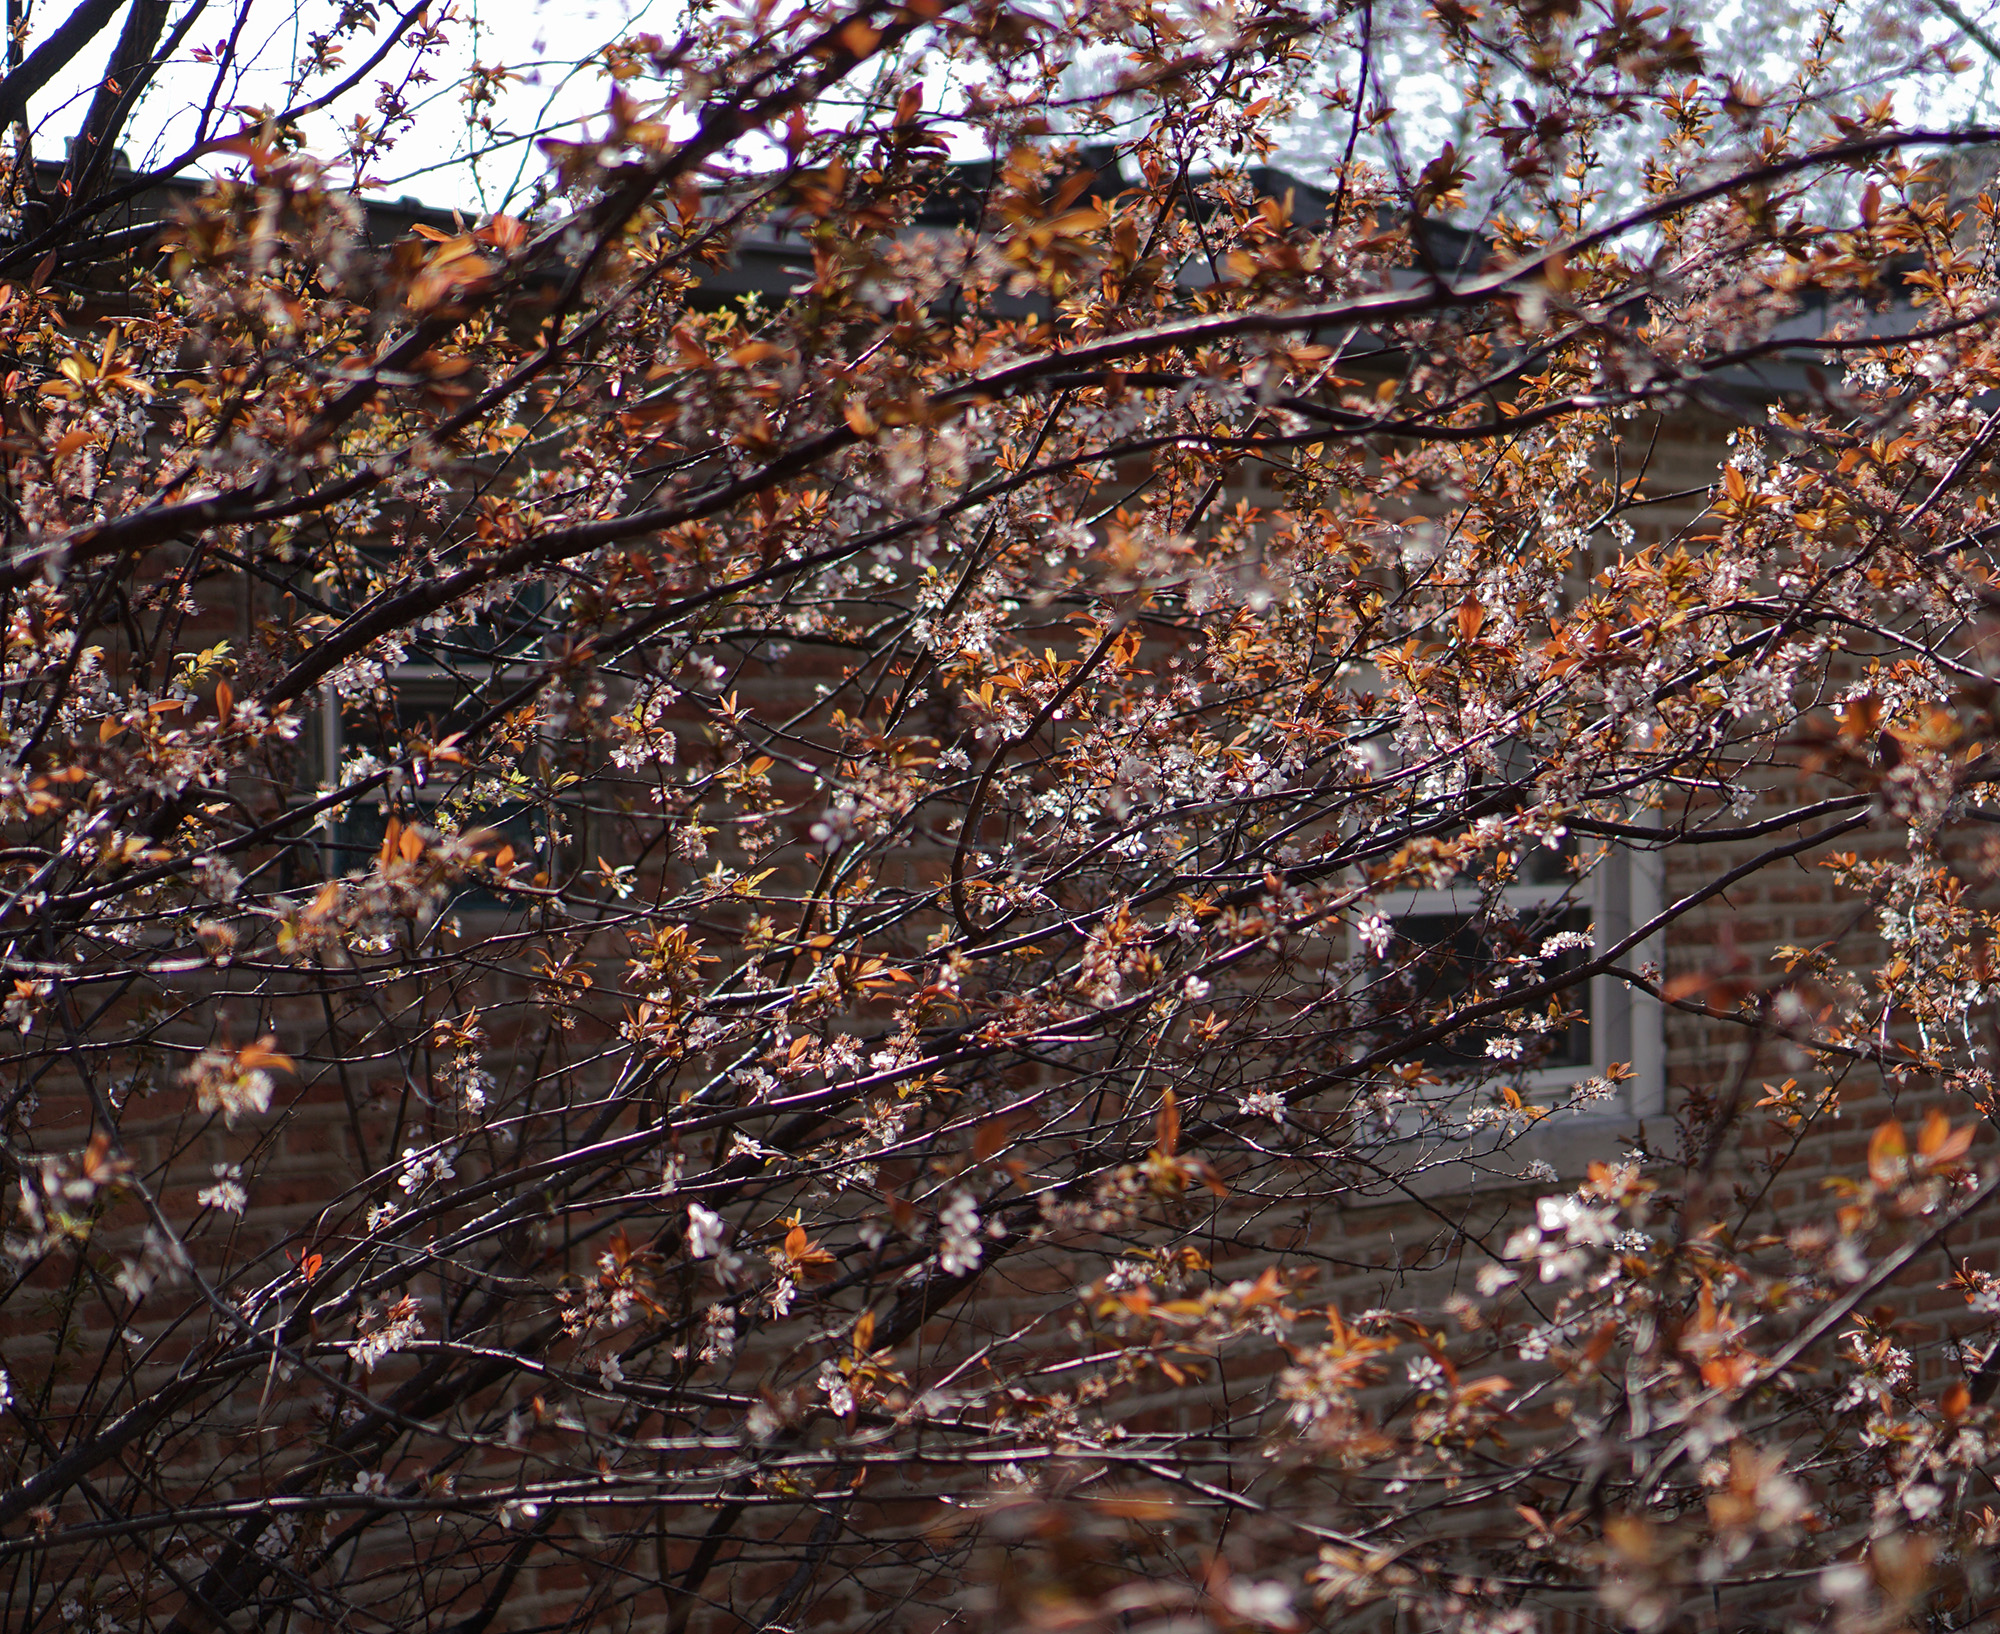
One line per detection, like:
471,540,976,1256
324,679,554,911
1376,903,1592,1071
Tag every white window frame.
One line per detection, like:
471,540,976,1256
1363,824,1664,1184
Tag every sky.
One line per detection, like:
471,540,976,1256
20,0,672,214
13,0,2000,218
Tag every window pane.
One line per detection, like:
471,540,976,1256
324,677,555,909
1376,904,1592,1071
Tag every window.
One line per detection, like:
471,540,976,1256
319,665,560,911
1384,899,1594,1075
1362,824,1663,1136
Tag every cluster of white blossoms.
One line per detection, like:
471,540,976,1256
349,1297,424,1374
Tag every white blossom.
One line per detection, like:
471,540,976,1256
197,1163,247,1214
397,1145,455,1196
349,1298,424,1373
937,1190,984,1276
697,1302,736,1364
1355,913,1394,959
1238,1088,1286,1123
686,1203,726,1259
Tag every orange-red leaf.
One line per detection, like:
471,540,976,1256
1868,1118,1908,1184
1917,1108,1975,1165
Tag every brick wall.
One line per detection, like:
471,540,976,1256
5,365,1990,1634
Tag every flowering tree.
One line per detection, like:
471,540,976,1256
8,1,2000,1631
